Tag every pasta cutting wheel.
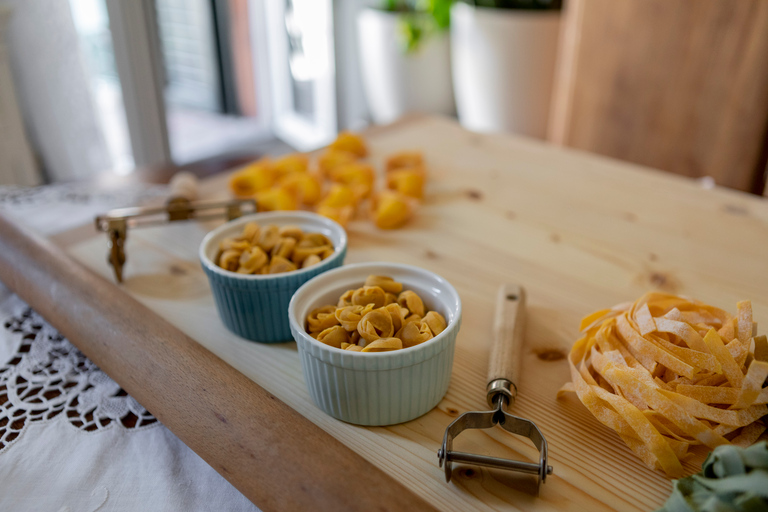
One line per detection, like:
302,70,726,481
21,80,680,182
438,284,553,494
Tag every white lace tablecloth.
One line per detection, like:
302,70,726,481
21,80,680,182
0,183,258,512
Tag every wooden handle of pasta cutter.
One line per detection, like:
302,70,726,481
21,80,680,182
0,213,436,512
487,284,526,399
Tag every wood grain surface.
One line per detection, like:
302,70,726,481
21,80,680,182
0,214,437,512
62,116,768,511
549,0,768,193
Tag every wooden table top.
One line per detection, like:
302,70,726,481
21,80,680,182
62,116,768,511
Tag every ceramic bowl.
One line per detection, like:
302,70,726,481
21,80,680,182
200,211,347,342
288,262,462,425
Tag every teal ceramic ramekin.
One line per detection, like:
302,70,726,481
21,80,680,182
200,211,347,342
288,262,462,425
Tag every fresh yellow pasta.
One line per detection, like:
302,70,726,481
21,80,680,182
358,308,395,343
220,238,251,253
215,222,334,274
387,168,425,199
229,160,275,197
240,222,261,244
302,233,332,247
319,184,357,209
385,151,423,172
228,134,429,230
329,131,368,158
279,172,322,206
272,153,308,177
329,162,375,200
337,289,355,308
365,275,403,294
237,247,268,274
316,325,349,348
271,237,297,259
396,321,433,348
383,303,408,332
352,286,386,309
397,290,425,317
315,205,354,228
257,225,281,252
307,305,339,333
305,275,447,352
218,250,241,272
423,311,447,335
317,149,358,178
268,255,297,274
279,225,304,240
404,313,421,325
362,338,402,352
255,187,297,211
292,234,333,265
559,293,766,478
372,191,414,230
301,254,322,269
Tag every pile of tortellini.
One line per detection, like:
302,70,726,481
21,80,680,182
216,221,333,274
228,131,426,230
305,275,447,352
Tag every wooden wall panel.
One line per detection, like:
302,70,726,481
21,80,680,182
549,0,768,192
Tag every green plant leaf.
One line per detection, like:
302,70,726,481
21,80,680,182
657,442,768,512
429,0,453,29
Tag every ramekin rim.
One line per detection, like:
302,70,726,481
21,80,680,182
288,262,462,359
199,211,348,281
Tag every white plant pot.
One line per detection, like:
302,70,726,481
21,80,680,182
451,3,561,138
357,8,455,125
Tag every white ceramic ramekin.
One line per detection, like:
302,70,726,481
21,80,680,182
288,262,462,425
200,211,347,342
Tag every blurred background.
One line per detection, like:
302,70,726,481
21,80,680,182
0,0,766,195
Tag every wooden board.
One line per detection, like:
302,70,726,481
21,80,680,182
62,116,768,511
549,0,768,193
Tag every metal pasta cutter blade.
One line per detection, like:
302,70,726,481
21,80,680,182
437,284,553,494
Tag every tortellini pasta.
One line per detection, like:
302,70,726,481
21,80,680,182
371,191,415,230
227,133,428,230
304,275,447,352
337,289,355,308
385,151,423,172
329,131,368,158
352,286,386,309
358,308,395,343
255,187,297,212
335,304,374,332
272,153,309,177
315,325,349,349
307,305,339,332
229,159,275,197
328,163,375,200
396,321,433,349
365,275,403,294
397,290,425,318
422,311,447,335
237,246,268,274
387,169,424,199
215,221,334,274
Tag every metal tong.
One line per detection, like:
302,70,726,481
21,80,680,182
438,284,553,494
94,172,256,283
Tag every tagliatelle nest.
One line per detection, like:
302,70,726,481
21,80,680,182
559,293,768,478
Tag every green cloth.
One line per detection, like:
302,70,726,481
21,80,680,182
657,442,768,512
